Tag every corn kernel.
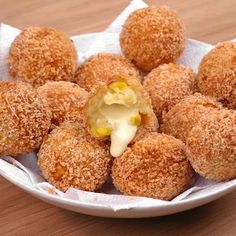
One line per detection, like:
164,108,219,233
108,82,127,92
95,127,112,136
54,164,66,180
129,114,141,126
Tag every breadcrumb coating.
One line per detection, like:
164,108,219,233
143,63,196,120
112,132,193,200
9,27,77,87
74,53,142,92
161,93,222,143
38,122,112,192
0,81,51,156
186,109,236,181
37,81,88,127
120,6,186,72
197,42,236,109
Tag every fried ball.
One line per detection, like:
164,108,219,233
186,109,236,181
143,63,196,120
85,75,158,157
112,132,193,200
0,81,51,156
9,27,77,87
38,122,112,192
161,93,222,143
37,81,88,127
120,6,186,71
197,42,236,109
74,53,142,92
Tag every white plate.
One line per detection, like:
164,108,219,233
1,159,236,218
0,33,236,218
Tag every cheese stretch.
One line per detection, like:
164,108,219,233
101,104,139,157
88,81,141,157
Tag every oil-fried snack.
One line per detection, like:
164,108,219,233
112,132,193,200
9,27,77,87
143,63,196,120
85,75,158,157
197,42,236,109
161,93,222,142
38,122,112,192
74,53,142,92
38,81,88,127
186,109,236,181
0,81,51,156
120,6,186,71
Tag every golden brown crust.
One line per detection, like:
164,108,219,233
143,63,196,121
38,122,112,192
112,132,193,200
161,93,222,143
186,109,236,181
197,42,236,109
8,27,77,87
37,81,88,127
120,6,186,72
74,53,142,92
0,81,51,156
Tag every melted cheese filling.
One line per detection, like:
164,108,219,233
101,104,139,157
88,82,141,157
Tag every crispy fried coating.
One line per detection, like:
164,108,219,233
112,132,193,200
9,27,77,87
0,81,51,156
38,122,112,192
120,6,186,71
74,53,142,92
197,42,236,109
37,81,88,127
161,93,222,143
186,109,236,181
143,63,196,120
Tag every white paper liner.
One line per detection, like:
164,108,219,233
0,0,235,211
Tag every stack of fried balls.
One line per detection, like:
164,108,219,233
1,6,235,201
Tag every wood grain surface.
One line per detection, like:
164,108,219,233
0,0,236,235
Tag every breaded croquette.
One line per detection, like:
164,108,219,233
0,81,51,156
85,75,158,157
143,63,196,120
161,93,222,142
186,109,236,181
112,132,193,200
74,53,142,92
38,122,112,192
37,81,88,127
9,27,77,87
197,42,236,109
120,6,186,71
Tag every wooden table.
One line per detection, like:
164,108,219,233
0,0,235,235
